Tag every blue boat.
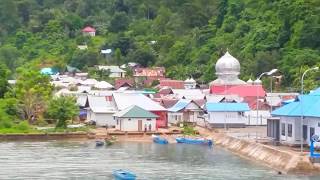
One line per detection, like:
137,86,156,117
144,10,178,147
176,137,213,146
112,169,136,180
152,135,168,144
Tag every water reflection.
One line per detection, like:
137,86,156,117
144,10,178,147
0,140,318,180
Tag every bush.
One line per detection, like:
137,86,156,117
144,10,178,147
0,120,12,129
16,121,31,131
182,124,197,136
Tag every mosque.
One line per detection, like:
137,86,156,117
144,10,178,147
209,52,267,109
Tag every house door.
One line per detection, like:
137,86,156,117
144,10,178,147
303,125,308,140
310,127,315,141
138,120,142,132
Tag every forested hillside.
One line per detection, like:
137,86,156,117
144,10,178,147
0,0,320,91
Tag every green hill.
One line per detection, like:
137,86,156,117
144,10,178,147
0,0,319,91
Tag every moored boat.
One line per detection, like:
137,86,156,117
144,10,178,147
176,137,213,146
152,135,168,144
112,169,136,180
95,140,104,147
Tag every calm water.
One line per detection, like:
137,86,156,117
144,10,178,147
0,140,318,180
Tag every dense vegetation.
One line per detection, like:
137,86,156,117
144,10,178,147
0,0,320,90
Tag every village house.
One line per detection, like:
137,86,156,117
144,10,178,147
167,99,204,125
114,105,158,132
82,26,96,36
205,102,250,128
97,65,126,78
86,95,117,127
133,67,166,87
115,79,134,90
158,79,185,89
112,93,167,128
271,89,320,146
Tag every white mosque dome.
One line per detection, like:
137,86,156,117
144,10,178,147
210,51,246,86
215,51,240,76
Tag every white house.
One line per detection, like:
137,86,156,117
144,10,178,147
86,95,116,127
112,92,167,128
167,99,203,125
114,105,158,132
97,66,126,78
205,102,250,128
272,90,320,146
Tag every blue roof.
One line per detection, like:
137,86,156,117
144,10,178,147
41,68,54,75
168,99,191,112
272,95,320,117
205,103,250,112
310,87,320,95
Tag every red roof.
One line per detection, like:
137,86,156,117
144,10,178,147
244,96,270,110
134,67,165,77
115,79,134,89
82,26,96,32
160,99,179,109
210,84,266,97
159,80,184,89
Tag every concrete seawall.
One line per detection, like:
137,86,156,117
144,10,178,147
0,133,88,141
210,132,320,174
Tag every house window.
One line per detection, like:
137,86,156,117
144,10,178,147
288,124,292,137
117,119,119,125
146,118,151,121
281,123,285,136
318,122,320,127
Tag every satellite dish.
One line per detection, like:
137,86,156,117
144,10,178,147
311,134,319,142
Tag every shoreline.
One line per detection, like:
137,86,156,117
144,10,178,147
1,128,320,176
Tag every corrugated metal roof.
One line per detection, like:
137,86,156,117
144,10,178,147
310,87,320,95
206,102,250,112
172,89,204,99
98,66,126,73
168,99,191,112
272,95,320,117
113,105,158,118
113,93,166,111
88,95,116,113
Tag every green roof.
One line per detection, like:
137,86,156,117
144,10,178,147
114,105,158,118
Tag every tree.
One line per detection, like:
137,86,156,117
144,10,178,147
109,12,130,32
10,68,53,123
69,50,100,70
0,63,10,98
127,48,156,67
47,96,79,129
114,48,122,65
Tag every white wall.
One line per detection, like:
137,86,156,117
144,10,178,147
109,72,125,78
115,118,156,132
86,110,115,127
244,110,270,125
168,112,183,124
280,116,320,147
208,111,245,125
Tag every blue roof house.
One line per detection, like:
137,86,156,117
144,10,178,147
205,102,250,128
271,91,320,146
167,99,203,125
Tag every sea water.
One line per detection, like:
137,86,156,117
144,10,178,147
0,140,318,180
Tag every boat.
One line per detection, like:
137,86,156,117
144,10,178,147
112,169,136,180
176,137,213,146
95,140,104,147
152,134,168,144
